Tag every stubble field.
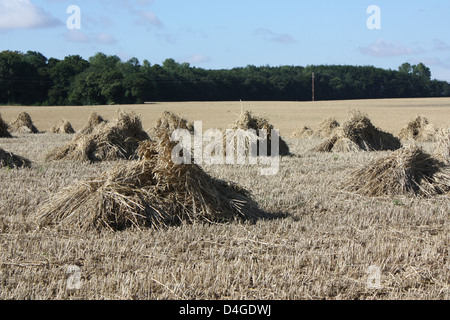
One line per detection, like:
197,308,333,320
0,98,449,300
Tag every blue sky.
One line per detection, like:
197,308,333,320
1,0,450,81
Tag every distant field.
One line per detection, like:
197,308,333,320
0,98,449,300
1,97,450,136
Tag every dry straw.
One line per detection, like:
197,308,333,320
399,115,437,142
312,118,340,139
50,120,75,134
153,111,194,134
0,113,12,138
9,112,39,134
292,126,314,138
0,148,31,169
313,110,401,152
227,110,290,156
343,145,450,197
36,116,271,231
78,112,107,135
434,127,450,165
45,111,149,162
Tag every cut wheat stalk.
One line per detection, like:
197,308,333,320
50,120,76,134
0,148,31,169
45,111,149,162
343,145,450,197
313,110,401,152
399,115,437,142
37,114,274,232
434,127,450,165
9,112,39,134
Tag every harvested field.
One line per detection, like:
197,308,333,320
399,115,437,142
0,113,12,138
78,112,107,135
313,110,402,152
1,98,450,135
311,117,340,138
292,126,314,138
227,110,291,156
0,98,449,300
0,148,31,169
37,120,271,232
50,120,75,134
153,110,194,134
8,112,39,134
434,127,450,165
45,111,149,162
343,145,450,197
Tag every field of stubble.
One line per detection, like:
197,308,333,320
0,99,449,300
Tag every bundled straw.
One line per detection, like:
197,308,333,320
78,112,107,135
50,120,75,134
0,148,31,169
45,111,149,162
36,122,270,231
227,110,290,156
9,112,39,134
313,110,401,152
434,127,450,165
154,111,194,134
292,126,314,138
312,118,340,138
343,145,450,197
399,116,437,142
0,113,12,138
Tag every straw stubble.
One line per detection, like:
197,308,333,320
314,110,401,152
45,111,149,162
37,113,273,231
343,145,450,197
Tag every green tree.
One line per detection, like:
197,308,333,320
412,63,431,81
398,62,413,74
68,72,104,105
0,50,39,105
48,55,89,105
88,52,121,73
100,70,124,104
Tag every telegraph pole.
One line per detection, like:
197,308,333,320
312,72,315,102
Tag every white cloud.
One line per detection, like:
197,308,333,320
95,33,117,44
359,39,421,57
137,11,163,27
63,29,90,43
0,0,61,30
63,30,118,45
255,28,295,44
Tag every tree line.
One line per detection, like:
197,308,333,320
1,50,449,106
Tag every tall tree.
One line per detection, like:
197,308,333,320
48,55,89,105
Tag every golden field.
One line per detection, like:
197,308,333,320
1,98,450,136
0,98,449,300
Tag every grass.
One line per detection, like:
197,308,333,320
0,98,449,300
